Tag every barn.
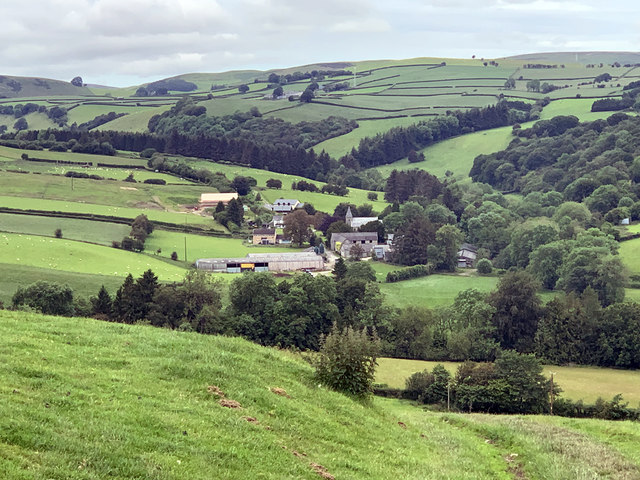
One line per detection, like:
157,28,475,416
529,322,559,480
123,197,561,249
195,252,324,273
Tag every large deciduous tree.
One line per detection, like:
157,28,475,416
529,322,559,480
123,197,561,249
284,209,312,246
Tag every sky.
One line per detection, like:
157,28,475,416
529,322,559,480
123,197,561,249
0,0,638,87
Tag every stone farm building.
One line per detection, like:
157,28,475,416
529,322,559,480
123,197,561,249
199,192,239,208
252,228,277,245
458,243,478,268
330,232,378,258
196,252,324,273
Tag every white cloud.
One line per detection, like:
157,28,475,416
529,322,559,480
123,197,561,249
330,18,391,33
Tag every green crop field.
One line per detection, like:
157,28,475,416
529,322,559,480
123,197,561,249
376,357,640,406
1,310,639,479
0,232,186,280
144,230,300,263
379,274,500,308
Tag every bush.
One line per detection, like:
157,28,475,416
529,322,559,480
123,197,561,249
54,228,62,238
315,324,380,397
367,192,378,201
266,178,282,189
143,178,166,185
476,258,493,275
171,251,178,261
12,281,74,316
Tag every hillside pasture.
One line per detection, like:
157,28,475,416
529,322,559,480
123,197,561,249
2,311,639,479
0,232,186,280
0,263,125,304
373,124,517,179
0,213,130,246
619,237,640,274
0,195,218,229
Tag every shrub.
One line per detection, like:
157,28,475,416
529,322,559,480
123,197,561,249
143,178,166,185
171,251,178,261
476,258,493,275
12,281,74,316
266,178,282,189
367,192,378,201
315,324,380,397
54,228,62,238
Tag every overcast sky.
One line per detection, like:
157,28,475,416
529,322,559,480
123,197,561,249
0,0,638,87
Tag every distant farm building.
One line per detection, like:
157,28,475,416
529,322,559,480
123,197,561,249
331,232,378,258
265,198,304,214
199,192,239,208
458,243,478,268
195,252,324,273
252,228,277,245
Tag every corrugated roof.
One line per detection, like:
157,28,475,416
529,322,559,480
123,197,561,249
199,193,239,203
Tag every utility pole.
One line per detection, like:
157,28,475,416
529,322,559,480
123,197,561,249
549,372,556,415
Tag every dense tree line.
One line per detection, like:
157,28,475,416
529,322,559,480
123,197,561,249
148,97,357,150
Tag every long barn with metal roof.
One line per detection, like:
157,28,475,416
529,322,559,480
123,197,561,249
195,252,324,273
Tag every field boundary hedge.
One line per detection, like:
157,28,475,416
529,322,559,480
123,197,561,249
386,263,435,283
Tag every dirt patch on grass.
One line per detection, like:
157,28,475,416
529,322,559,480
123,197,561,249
310,462,335,479
270,387,291,398
133,201,162,210
207,385,225,397
219,399,242,409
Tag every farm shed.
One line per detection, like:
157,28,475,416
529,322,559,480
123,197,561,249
199,192,239,208
195,252,324,273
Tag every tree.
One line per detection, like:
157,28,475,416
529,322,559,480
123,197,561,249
433,224,463,272
476,258,492,275
272,86,284,99
12,281,75,316
300,88,314,103
489,271,542,352
171,251,178,261
54,228,63,239
332,257,348,280
447,289,498,361
91,285,113,317
367,192,378,201
526,79,541,92
266,178,282,189
231,176,256,195
13,117,28,131
315,324,380,397
391,216,436,266
70,76,83,87
504,78,516,89
225,198,244,227
215,201,225,213
528,241,571,289
284,209,312,246
238,84,250,93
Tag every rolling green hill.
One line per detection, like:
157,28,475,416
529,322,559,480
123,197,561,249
1,310,639,479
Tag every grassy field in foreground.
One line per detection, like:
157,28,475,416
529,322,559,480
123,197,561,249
376,357,640,406
0,232,186,281
1,311,639,479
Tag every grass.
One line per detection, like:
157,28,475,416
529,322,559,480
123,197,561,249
376,357,640,406
379,273,499,308
0,232,186,281
1,310,639,479
0,213,130,246
619,237,640,274
0,263,126,305
372,124,516,180
0,194,218,229
540,98,622,122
